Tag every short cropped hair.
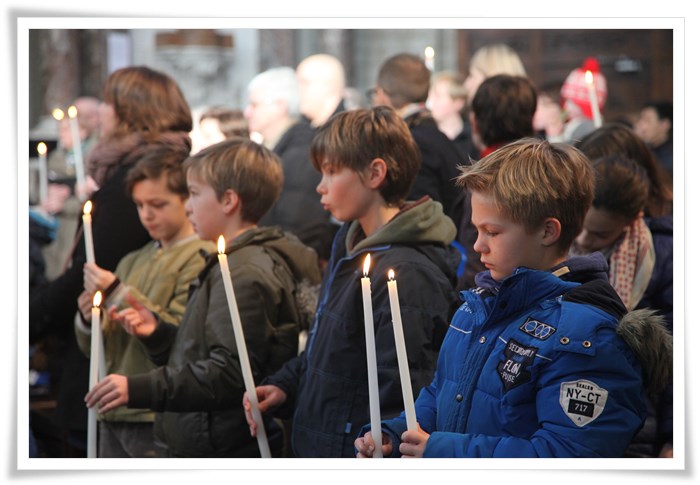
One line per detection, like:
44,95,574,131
471,74,537,147
310,106,421,206
183,138,283,223
432,71,468,101
377,53,431,109
247,66,301,118
125,146,191,197
457,138,594,254
590,155,650,222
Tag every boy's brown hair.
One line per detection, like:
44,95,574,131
125,145,191,197
184,138,283,223
310,106,421,206
457,138,594,254
376,53,431,109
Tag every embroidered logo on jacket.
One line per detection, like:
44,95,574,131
559,380,609,427
497,338,537,391
519,317,556,340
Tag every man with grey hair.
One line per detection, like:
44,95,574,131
245,66,336,265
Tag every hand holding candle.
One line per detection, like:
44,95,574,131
87,291,102,458
82,200,95,264
361,253,383,458
217,235,271,458
387,269,417,431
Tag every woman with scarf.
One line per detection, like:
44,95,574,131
571,154,673,459
29,66,193,457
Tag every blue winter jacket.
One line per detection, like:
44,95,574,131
373,253,647,458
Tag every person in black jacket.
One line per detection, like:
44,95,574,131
370,53,466,232
243,107,461,457
245,66,338,266
28,65,193,456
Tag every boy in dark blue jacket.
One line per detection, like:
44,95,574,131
356,139,672,458
243,107,461,457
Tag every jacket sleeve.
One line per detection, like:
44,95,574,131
422,326,646,458
127,260,280,412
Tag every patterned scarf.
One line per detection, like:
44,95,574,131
608,217,656,310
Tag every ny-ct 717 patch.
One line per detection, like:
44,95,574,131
559,379,608,427
497,338,537,391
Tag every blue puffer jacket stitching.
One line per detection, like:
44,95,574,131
376,255,647,458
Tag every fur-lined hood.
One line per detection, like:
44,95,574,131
616,308,673,394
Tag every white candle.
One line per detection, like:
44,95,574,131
82,200,95,264
87,291,102,458
585,70,602,128
424,46,435,72
36,142,48,205
361,253,383,458
67,105,86,193
217,235,271,458
387,270,417,431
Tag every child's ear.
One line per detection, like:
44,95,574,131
220,188,240,215
541,217,562,247
366,158,388,189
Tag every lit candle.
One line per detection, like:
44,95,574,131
424,46,435,71
36,142,48,205
386,270,417,431
217,235,271,458
87,291,102,458
82,200,95,264
360,253,382,458
585,70,602,128
67,105,86,193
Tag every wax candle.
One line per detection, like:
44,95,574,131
585,70,602,128
67,105,86,193
87,291,102,458
36,142,48,205
82,200,95,264
387,269,418,431
424,46,435,71
217,235,271,458
361,253,383,458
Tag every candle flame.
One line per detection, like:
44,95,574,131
37,142,47,156
585,70,593,85
93,291,102,307
424,46,435,59
218,235,226,254
363,254,371,276
68,105,78,118
52,108,65,121
388,269,395,281
83,200,92,215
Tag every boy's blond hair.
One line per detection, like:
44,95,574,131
184,138,283,223
457,138,593,254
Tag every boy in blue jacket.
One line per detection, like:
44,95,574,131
355,138,672,458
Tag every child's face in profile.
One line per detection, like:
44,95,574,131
471,191,547,282
572,207,630,255
131,174,190,249
185,171,226,243
316,161,373,223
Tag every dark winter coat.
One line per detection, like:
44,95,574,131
264,198,461,457
127,227,321,458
